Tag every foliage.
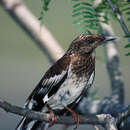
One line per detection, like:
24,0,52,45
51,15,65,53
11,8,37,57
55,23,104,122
120,1,130,24
72,0,130,55
72,0,99,34
39,0,52,21
39,0,130,56
120,1,130,56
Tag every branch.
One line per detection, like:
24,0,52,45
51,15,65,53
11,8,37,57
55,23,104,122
0,0,64,63
77,97,130,130
106,0,130,42
0,98,118,130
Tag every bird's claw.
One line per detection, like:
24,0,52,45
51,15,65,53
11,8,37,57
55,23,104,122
48,111,56,126
47,104,56,126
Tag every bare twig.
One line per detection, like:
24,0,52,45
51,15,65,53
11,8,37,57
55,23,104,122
0,0,64,63
0,98,118,130
106,0,130,42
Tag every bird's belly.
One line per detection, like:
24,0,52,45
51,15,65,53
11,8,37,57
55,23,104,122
47,77,87,110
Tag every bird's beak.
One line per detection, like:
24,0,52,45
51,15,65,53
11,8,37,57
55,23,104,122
103,36,116,43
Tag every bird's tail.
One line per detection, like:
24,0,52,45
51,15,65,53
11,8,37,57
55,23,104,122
16,116,49,130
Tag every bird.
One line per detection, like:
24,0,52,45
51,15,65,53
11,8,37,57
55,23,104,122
16,34,115,130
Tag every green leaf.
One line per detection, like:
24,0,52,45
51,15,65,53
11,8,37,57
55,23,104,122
39,0,52,22
84,19,99,23
82,11,94,16
84,15,95,18
38,16,43,20
72,17,83,24
84,6,95,12
72,0,100,34
83,14,95,18
72,6,95,13
126,11,130,15
72,3,80,8
87,30,92,34
72,0,80,1
81,1,92,7
121,7,130,12
124,34,130,38
101,20,108,24
95,3,108,12
125,52,130,56
120,2,130,7
87,26,98,30
96,5,107,10
72,12,82,17
127,18,130,21
72,7,83,13
124,43,130,48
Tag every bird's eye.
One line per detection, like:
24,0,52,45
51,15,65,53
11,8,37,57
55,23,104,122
87,39,94,44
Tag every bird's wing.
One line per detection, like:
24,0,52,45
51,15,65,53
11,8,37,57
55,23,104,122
35,70,68,102
25,55,70,110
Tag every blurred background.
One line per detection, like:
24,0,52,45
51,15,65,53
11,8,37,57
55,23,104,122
0,0,129,129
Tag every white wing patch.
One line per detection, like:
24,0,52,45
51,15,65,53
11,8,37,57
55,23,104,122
88,72,95,85
43,94,49,103
42,70,66,86
41,70,67,103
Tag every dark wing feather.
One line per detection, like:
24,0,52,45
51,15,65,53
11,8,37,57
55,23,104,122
25,55,70,111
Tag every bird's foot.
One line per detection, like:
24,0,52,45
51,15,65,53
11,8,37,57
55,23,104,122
47,104,56,126
65,106,81,129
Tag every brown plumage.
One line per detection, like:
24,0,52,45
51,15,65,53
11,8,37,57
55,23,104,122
16,34,115,130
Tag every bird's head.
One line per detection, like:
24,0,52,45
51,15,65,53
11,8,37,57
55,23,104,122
68,34,116,54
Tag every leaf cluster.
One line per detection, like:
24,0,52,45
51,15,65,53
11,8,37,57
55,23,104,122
124,34,130,56
39,0,52,21
120,1,130,56
71,0,113,34
72,0,100,34
120,1,130,24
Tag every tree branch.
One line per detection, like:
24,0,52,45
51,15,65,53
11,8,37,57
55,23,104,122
1,98,130,130
77,97,130,130
0,0,64,63
0,98,118,130
106,0,130,42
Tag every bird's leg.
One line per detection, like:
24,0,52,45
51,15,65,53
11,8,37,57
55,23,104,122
46,104,56,126
65,106,81,129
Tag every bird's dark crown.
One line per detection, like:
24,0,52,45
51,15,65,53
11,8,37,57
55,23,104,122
67,34,105,55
